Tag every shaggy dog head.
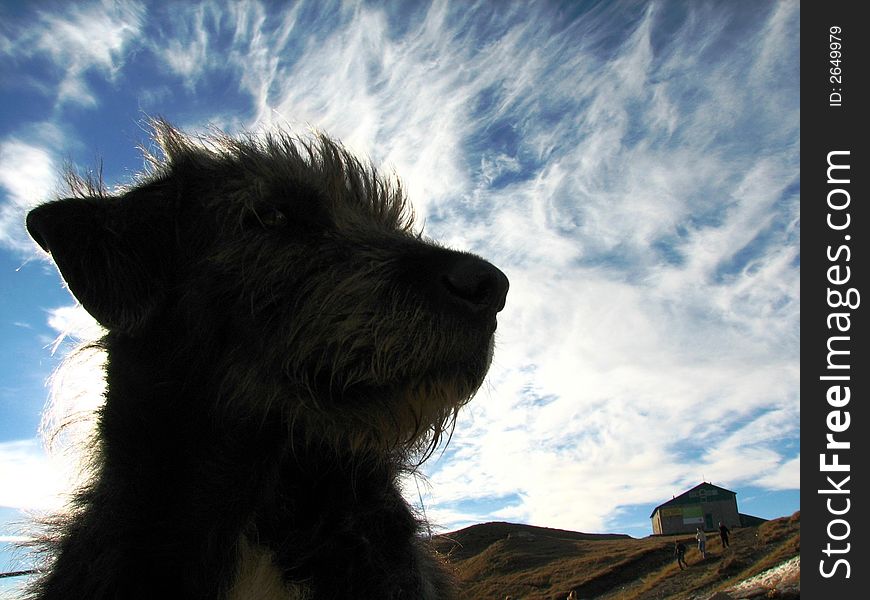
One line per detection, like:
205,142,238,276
27,119,509,461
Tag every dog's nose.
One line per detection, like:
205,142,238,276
442,255,509,313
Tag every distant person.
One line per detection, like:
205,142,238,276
674,540,688,570
696,527,707,559
718,521,730,548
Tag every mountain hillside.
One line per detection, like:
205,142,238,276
432,511,800,599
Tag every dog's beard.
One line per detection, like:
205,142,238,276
274,332,493,460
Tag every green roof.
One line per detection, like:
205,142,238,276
649,482,736,518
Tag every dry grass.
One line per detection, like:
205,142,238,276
432,512,800,600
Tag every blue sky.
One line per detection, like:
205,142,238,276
0,0,799,582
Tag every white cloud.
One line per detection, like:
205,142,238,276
0,139,60,253
414,259,798,532
3,0,144,107
0,439,69,511
755,455,800,490
360,3,799,532
158,6,211,82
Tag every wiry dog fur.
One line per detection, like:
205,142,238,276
24,120,508,599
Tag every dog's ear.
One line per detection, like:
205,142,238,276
26,195,174,334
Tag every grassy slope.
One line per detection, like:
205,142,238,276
432,512,800,600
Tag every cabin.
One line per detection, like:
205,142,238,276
650,482,745,535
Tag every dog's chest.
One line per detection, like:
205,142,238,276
227,538,309,600
227,534,448,600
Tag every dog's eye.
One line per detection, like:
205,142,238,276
254,208,288,229
262,209,288,228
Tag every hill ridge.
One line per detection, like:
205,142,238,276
432,511,800,599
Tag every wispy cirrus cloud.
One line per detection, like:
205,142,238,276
1,0,144,107
0,0,799,536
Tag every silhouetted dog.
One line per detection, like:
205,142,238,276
25,120,508,599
